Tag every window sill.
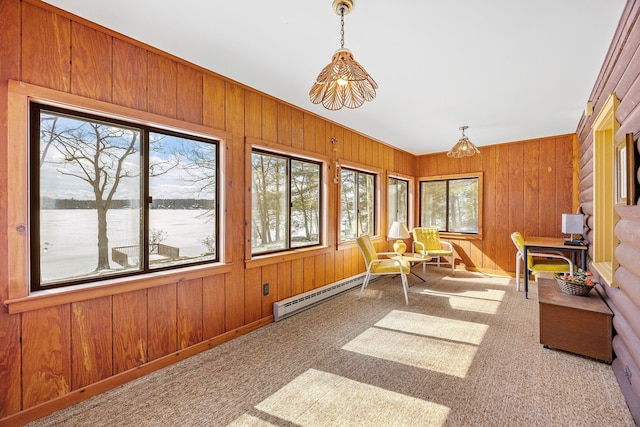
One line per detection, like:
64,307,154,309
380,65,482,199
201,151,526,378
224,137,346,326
246,245,331,268
4,262,233,314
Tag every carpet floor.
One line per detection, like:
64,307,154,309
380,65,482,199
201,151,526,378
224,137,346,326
27,269,636,426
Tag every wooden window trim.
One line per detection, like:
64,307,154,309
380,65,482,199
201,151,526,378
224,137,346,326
6,80,232,304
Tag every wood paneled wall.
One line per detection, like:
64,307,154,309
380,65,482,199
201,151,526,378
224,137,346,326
0,1,412,423
416,136,575,274
0,0,576,424
575,0,640,422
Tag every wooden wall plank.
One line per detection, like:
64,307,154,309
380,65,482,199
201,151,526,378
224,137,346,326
291,258,304,295
22,305,71,408
244,267,262,323
325,250,335,285
177,278,203,350
334,249,345,282
70,22,112,102
224,81,246,331
481,145,496,271
277,103,292,146
555,136,574,224
261,263,278,317
21,2,70,92
0,0,21,418
303,113,316,153
113,289,147,374
314,253,325,290
176,64,203,124
203,73,226,130
538,138,557,235
71,297,113,390
147,52,177,118
112,38,147,111
203,274,225,339
303,256,315,292
245,91,262,139
262,97,278,142
494,145,511,272
291,109,304,150
277,261,292,301
508,143,524,272
524,140,540,238
147,283,177,361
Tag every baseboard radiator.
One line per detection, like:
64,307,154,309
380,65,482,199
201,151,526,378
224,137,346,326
273,273,367,321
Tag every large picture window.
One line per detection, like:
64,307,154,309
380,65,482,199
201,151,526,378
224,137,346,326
388,177,408,225
341,168,376,241
31,104,219,290
251,150,321,254
420,175,479,234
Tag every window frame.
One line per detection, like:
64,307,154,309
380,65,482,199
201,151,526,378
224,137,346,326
418,172,483,237
30,103,221,291
339,166,378,242
592,93,620,287
388,176,409,226
6,80,231,305
250,148,323,256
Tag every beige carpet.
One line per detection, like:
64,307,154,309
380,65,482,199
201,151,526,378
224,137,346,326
27,269,635,426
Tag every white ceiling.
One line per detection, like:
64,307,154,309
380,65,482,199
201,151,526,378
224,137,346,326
43,0,626,155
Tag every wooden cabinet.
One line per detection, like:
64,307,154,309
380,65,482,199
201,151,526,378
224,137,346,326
538,278,613,363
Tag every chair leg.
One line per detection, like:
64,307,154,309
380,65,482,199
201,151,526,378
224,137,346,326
401,273,409,305
515,255,521,291
358,272,372,300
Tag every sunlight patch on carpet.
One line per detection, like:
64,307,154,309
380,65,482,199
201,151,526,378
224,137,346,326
252,368,449,426
419,288,505,314
342,311,487,377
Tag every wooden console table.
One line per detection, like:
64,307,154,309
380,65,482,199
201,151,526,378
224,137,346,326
538,278,613,363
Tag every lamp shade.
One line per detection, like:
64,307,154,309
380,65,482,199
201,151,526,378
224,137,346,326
562,214,584,235
388,221,410,239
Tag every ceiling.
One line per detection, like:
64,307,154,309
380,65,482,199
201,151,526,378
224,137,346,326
43,0,626,155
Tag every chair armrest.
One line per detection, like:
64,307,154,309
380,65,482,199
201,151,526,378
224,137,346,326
412,241,425,253
440,240,454,251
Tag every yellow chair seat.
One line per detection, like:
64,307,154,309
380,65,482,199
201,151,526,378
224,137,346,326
530,260,572,272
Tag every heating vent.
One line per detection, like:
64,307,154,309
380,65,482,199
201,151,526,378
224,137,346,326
274,273,367,321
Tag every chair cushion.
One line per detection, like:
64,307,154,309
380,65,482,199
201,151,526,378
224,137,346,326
375,257,410,274
530,259,571,272
426,249,453,256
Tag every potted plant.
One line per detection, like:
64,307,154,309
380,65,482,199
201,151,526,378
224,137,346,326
555,269,596,296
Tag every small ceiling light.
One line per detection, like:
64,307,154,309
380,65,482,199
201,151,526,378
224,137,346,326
309,0,378,110
447,126,480,158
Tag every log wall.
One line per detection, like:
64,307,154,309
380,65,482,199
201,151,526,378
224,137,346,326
0,0,578,424
575,0,640,423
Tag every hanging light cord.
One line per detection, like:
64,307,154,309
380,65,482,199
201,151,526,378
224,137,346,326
339,7,345,48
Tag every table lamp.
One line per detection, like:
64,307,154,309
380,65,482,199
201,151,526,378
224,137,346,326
562,213,584,246
388,221,411,254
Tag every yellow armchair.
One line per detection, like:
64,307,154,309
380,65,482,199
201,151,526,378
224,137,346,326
412,227,455,274
356,234,410,305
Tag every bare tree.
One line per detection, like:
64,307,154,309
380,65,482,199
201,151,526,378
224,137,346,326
41,113,140,271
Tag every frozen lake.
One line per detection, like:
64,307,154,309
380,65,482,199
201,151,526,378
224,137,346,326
40,209,215,284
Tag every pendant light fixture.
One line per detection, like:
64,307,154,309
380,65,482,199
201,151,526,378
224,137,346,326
447,126,481,158
309,0,378,110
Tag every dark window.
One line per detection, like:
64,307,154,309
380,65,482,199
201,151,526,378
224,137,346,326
251,150,322,254
420,177,479,233
341,168,376,241
31,104,219,290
